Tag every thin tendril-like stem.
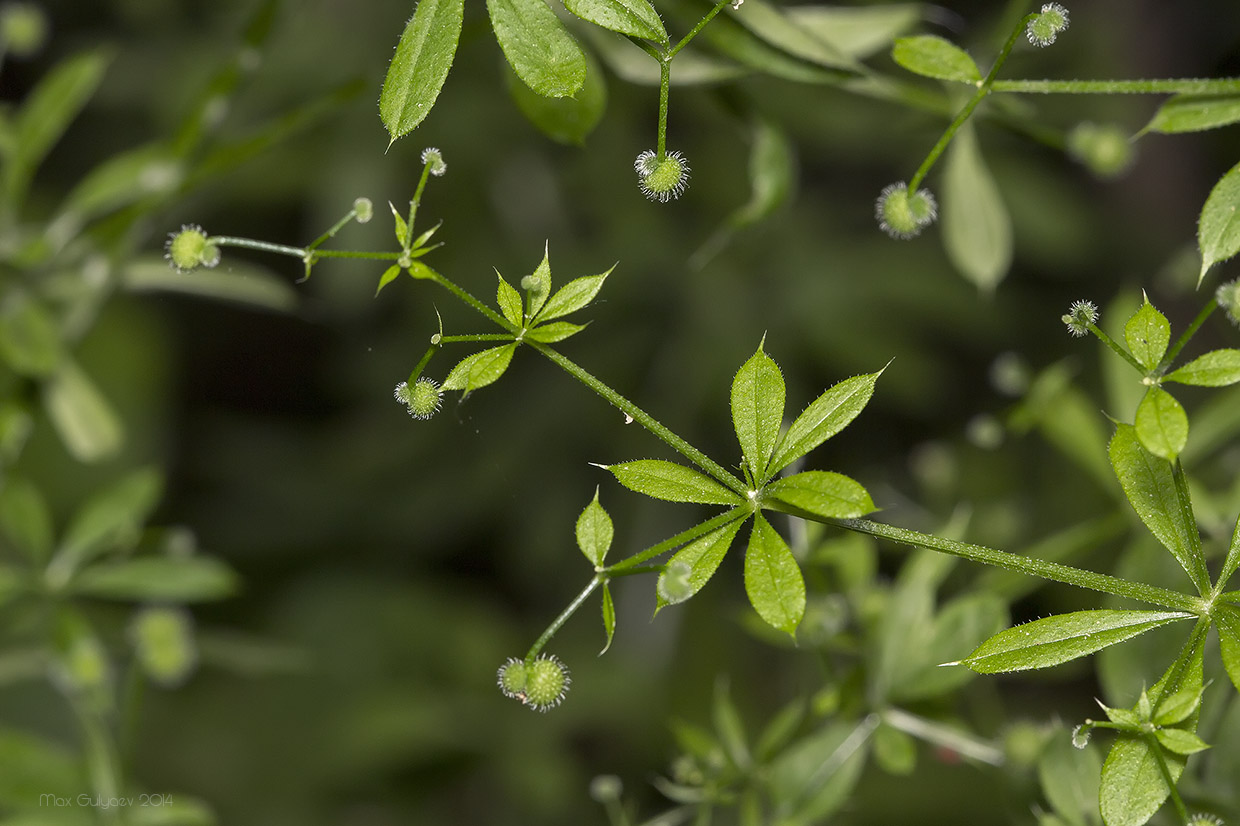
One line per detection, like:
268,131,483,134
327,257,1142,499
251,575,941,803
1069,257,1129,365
1087,321,1147,375
525,575,602,663
666,0,731,60
992,77,1240,94
1158,299,1218,377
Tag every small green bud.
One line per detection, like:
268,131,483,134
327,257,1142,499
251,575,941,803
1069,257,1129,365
421,147,447,177
875,182,937,239
635,149,690,203
1216,279,1240,327
589,775,623,803
497,654,570,711
1068,122,1135,178
657,560,693,604
1071,724,1091,749
165,224,221,273
353,197,374,224
394,378,442,420
1027,3,1069,47
1186,815,1223,826
1062,299,1097,337
0,2,48,58
130,607,197,687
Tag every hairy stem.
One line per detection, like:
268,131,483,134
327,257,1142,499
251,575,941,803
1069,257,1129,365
608,507,748,573
666,0,732,60
1087,321,1147,375
992,77,1240,94
525,575,602,663
1158,299,1218,377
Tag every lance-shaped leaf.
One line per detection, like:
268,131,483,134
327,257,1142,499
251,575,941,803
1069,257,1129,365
656,517,746,610
496,272,523,327
1198,158,1240,284
603,460,743,506
1134,386,1188,461
784,5,920,60
525,321,586,343
563,0,667,43
600,583,616,654
0,477,53,564
1124,299,1170,371
71,556,238,603
506,48,607,146
1220,512,1240,594
525,246,553,319
764,471,874,520
891,35,980,83
1217,604,1240,693
731,343,785,483
744,514,805,637
379,0,465,143
1143,94,1240,135
769,369,882,475
1166,349,1240,386
1100,737,1186,826
727,0,858,71
535,266,614,323
942,123,1012,292
441,343,518,394
959,609,1192,674
487,0,586,98
0,293,63,378
576,488,613,568
1109,424,1209,593
56,468,162,568
42,360,123,463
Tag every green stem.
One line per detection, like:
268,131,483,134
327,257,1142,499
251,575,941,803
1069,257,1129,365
1157,299,1217,377
666,0,732,60
406,344,439,385
209,236,305,258
797,514,1204,612
525,575,602,663
881,707,1005,766
1088,321,1147,375
607,508,748,573
1146,731,1190,824
908,14,1033,190
312,249,403,261
436,333,515,343
69,695,124,824
423,267,515,332
992,77,1240,95
407,159,436,246
529,342,749,497
306,206,361,252
656,59,671,159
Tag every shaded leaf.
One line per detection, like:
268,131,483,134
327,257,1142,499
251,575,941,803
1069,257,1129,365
942,123,1012,291
379,0,465,143
891,592,1008,701
764,471,874,520
656,516,746,608
124,256,297,312
1198,158,1240,284
536,266,613,322
785,4,921,60
496,272,523,327
72,556,238,603
487,0,586,98
729,0,858,71
1144,94,1240,135
755,697,806,763
1099,737,1185,826
600,582,616,654
0,292,63,377
713,677,750,769
1123,300,1170,371
769,369,882,475
0,476,53,564
576,488,613,567
1134,386,1188,461
1220,512,1240,593
582,27,746,86
961,609,1192,673
440,343,518,393
1165,349,1240,386
56,468,162,569
42,360,123,463
1038,728,1102,826
768,719,871,824
873,724,916,776
891,35,980,83
731,343,785,482
506,47,607,145
604,459,743,505
0,565,23,610
563,0,667,43
744,514,805,636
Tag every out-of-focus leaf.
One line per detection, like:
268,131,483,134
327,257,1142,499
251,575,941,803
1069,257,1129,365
1134,387,1188,461
563,0,667,43
785,4,921,59
599,583,615,654
872,724,916,775
1038,727,1102,826
764,471,874,520
713,677,750,769
604,460,743,505
0,476,53,564
506,48,607,145
54,468,162,571
891,592,1007,701
891,35,979,83
57,143,181,224
0,726,84,807
961,610,1192,673
744,514,805,637
1009,361,1113,490
440,343,518,394
1123,300,1170,371
72,556,238,603
41,359,124,463
123,257,297,312
1166,349,1240,386
487,0,586,97
731,342,785,482
1143,94,1240,135
131,607,198,687
728,0,858,70
769,369,882,475
582,28,746,86
768,719,872,824
0,291,63,377
942,123,1012,291
576,488,613,568
755,697,806,763
1198,158,1240,284
0,565,24,610
1220,513,1240,593
379,0,465,143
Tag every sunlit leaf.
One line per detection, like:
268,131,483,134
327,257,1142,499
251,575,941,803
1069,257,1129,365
1123,299,1170,371
744,514,805,636
496,272,523,327
604,459,743,505
487,0,586,97
656,516,745,609
1134,386,1188,461
536,266,613,323
1165,349,1240,386
731,342,785,483
764,471,874,520
526,321,586,343
769,369,882,475
441,343,518,394
1198,158,1240,284
379,0,465,143
576,488,613,568
1143,94,1240,135
563,0,667,43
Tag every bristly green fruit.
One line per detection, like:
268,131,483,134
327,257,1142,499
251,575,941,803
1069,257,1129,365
394,378,443,420
421,146,447,176
875,182,936,239
1062,299,1098,337
496,654,570,711
1026,3,1069,47
1218,279,1240,327
165,225,221,273
635,150,690,203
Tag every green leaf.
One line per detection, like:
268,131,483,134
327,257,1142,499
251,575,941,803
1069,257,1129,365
890,592,1008,702
784,5,921,60
769,369,882,475
525,246,553,319
873,724,916,776
0,565,24,610
526,321,586,343
960,609,1192,674
1099,737,1185,826
496,272,523,327
604,459,743,505
1109,424,1208,592
379,0,465,143
1038,729,1102,826
731,342,785,483
1197,158,1240,284
1134,387,1188,461
656,517,745,609
713,677,750,770
4,49,111,208
744,514,805,637
55,468,162,569
1220,513,1240,593
41,359,124,464
1143,94,1240,135
390,201,410,248
0,476,53,564
576,488,613,568
1152,685,1202,727
764,471,874,520
727,0,858,71
599,583,616,654
1154,728,1208,755
942,123,1012,291
1217,605,1240,693
891,35,980,83
1123,299,1170,371
375,264,403,297
71,556,238,603
755,697,806,763
768,720,870,824
57,143,181,223
582,27,746,86
1165,349,1240,386
487,0,586,98
124,256,298,312
0,292,63,377
506,46,607,146
440,343,518,394
536,266,613,323
563,0,667,43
